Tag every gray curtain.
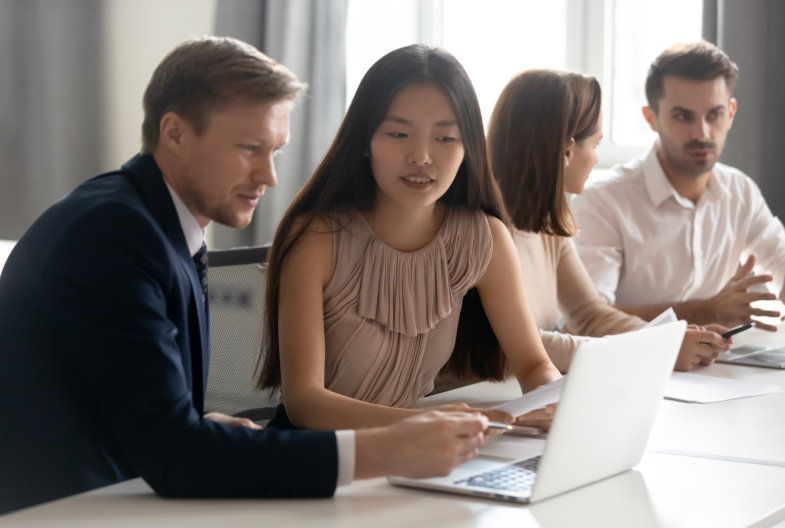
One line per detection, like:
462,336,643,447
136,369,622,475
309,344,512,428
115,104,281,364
0,0,104,240
705,0,785,220
212,0,348,249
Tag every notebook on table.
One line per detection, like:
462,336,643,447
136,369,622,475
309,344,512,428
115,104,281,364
389,320,687,504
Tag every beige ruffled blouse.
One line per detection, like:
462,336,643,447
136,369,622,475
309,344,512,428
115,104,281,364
322,207,492,407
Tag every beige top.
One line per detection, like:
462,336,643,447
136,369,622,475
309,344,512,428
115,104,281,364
512,228,645,372
322,208,493,407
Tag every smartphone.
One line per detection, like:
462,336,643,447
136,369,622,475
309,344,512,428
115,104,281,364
721,322,754,339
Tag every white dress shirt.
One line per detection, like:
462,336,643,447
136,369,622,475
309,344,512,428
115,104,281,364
164,181,356,487
571,142,785,307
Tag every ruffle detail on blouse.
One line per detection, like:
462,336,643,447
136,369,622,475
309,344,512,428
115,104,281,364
355,209,492,338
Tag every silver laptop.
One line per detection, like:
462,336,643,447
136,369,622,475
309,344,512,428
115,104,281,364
389,321,686,503
717,344,785,369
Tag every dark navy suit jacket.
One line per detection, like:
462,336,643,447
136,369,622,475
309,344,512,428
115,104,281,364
0,155,337,513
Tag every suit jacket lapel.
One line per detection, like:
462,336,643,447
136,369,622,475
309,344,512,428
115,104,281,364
121,155,209,411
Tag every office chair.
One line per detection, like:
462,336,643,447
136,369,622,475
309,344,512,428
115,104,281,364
204,244,280,424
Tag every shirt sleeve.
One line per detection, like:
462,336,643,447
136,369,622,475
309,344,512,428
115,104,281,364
558,239,646,336
740,179,785,293
571,186,625,304
539,330,589,373
335,430,356,487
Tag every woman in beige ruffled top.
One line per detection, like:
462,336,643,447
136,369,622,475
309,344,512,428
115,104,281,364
257,45,561,431
487,69,730,373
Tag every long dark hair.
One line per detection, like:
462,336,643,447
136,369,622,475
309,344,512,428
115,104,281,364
487,69,601,235
257,44,508,389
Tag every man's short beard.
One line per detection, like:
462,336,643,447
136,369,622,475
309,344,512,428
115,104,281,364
662,139,719,178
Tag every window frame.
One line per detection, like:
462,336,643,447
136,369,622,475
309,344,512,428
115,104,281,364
346,0,701,169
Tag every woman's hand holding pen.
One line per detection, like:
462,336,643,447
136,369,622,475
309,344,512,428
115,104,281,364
677,324,731,371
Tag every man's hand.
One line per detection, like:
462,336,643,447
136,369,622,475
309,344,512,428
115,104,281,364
428,402,514,426
354,411,488,480
675,325,730,371
708,255,779,331
204,412,263,430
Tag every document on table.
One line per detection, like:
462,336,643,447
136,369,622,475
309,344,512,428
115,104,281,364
642,309,781,402
489,306,777,412
488,367,779,412
665,372,781,403
489,377,565,416
644,307,678,327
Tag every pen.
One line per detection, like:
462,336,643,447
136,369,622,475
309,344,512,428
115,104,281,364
721,322,754,339
486,422,513,431
699,322,754,345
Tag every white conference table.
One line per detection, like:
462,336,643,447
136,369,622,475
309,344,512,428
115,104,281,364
2,450,785,528
5,355,785,527
647,325,785,466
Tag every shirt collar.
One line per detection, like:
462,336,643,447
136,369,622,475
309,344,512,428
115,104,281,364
164,180,205,257
699,170,723,206
642,141,681,207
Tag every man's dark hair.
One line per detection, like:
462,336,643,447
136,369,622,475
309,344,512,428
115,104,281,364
645,40,739,114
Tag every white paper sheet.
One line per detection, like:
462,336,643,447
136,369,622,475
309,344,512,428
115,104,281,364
644,307,678,328
489,377,565,416
665,372,781,403
489,368,779,415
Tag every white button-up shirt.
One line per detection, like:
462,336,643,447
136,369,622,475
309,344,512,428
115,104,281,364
572,142,785,307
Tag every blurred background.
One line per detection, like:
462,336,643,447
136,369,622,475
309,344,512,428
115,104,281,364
1,0,782,248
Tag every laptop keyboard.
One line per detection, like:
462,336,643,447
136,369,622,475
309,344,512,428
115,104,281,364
725,345,785,367
742,350,785,367
454,455,541,492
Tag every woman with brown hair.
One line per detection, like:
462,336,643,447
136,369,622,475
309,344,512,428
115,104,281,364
487,69,729,372
257,46,561,431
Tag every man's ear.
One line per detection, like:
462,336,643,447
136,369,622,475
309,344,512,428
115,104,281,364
728,97,738,130
564,137,575,167
642,106,658,132
159,112,188,151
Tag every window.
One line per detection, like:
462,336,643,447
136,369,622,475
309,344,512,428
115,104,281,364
345,0,703,168
607,0,704,147
345,0,421,106
441,1,568,129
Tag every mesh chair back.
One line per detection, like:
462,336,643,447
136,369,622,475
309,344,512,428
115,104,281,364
204,245,280,423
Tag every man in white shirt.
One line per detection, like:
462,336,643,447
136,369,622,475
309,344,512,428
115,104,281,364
572,40,785,331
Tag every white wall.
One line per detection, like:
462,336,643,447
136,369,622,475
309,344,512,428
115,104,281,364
101,0,217,171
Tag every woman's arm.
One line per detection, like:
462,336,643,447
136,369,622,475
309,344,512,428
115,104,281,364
539,330,599,374
474,216,562,393
557,238,646,336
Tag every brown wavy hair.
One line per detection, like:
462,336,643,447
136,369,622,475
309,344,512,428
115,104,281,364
487,69,601,236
